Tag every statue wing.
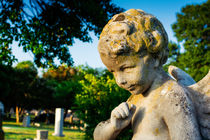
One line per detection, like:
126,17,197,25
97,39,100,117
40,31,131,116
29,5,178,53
168,65,210,139
168,65,196,86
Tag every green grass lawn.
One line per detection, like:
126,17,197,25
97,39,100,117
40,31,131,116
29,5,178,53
3,121,85,140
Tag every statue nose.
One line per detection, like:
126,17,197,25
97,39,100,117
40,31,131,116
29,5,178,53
116,75,127,86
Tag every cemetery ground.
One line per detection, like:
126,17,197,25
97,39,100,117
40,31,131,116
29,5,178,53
3,119,85,140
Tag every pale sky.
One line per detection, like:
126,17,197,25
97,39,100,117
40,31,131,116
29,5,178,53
12,0,207,69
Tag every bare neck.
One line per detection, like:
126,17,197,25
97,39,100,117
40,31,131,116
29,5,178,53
143,67,171,97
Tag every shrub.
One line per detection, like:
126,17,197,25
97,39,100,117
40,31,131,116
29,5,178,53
75,67,131,140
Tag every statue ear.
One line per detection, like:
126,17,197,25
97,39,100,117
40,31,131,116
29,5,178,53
145,55,159,68
154,59,160,68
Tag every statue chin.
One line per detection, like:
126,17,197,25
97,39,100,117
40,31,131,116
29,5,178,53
128,86,148,95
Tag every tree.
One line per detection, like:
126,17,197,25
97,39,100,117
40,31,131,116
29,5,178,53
163,41,181,72
16,60,37,71
1,61,37,123
0,0,124,67
43,65,82,115
28,77,55,109
170,0,210,81
43,65,77,81
0,46,16,66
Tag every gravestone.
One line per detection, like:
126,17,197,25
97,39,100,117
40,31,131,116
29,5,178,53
53,108,64,137
34,130,48,140
0,102,4,140
22,113,30,127
0,103,4,115
9,108,15,118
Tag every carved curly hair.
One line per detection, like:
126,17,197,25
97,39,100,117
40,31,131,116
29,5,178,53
98,9,169,66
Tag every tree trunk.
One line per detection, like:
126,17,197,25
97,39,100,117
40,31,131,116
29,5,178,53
69,115,73,124
16,106,20,123
45,109,49,124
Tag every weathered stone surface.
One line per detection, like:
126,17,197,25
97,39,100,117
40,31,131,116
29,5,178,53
94,9,209,140
188,71,210,139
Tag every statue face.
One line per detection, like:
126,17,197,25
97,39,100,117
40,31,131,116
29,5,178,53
100,53,156,95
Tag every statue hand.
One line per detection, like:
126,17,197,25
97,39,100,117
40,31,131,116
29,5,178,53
110,102,136,131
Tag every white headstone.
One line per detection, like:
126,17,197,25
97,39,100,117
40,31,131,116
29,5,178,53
22,115,30,127
34,130,48,140
9,108,15,117
53,108,64,137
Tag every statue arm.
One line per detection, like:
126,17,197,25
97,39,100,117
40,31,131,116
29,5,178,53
93,119,122,140
94,102,135,140
163,91,201,140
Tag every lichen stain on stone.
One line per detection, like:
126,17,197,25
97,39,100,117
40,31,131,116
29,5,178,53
153,128,160,136
114,55,139,65
126,9,143,16
98,9,168,61
166,82,174,92
127,94,144,107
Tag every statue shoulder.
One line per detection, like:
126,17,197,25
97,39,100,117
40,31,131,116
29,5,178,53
160,79,189,100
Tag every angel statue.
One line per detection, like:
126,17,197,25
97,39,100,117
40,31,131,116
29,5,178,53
94,9,210,140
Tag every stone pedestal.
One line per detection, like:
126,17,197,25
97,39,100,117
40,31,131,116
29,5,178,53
34,130,48,140
53,108,64,137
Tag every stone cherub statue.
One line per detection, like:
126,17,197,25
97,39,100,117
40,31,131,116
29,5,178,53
94,9,210,140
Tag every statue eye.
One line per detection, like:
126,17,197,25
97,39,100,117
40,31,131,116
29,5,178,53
120,65,135,71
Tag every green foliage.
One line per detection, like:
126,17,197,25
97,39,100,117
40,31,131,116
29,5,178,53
52,80,82,109
16,60,37,72
0,45,17,66
0,0,124,67
75,66,131,140
163,41,181,72
169,0,210,81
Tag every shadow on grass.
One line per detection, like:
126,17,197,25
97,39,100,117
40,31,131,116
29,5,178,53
3,123,21,127
6,132,33,136
5,132,34,140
